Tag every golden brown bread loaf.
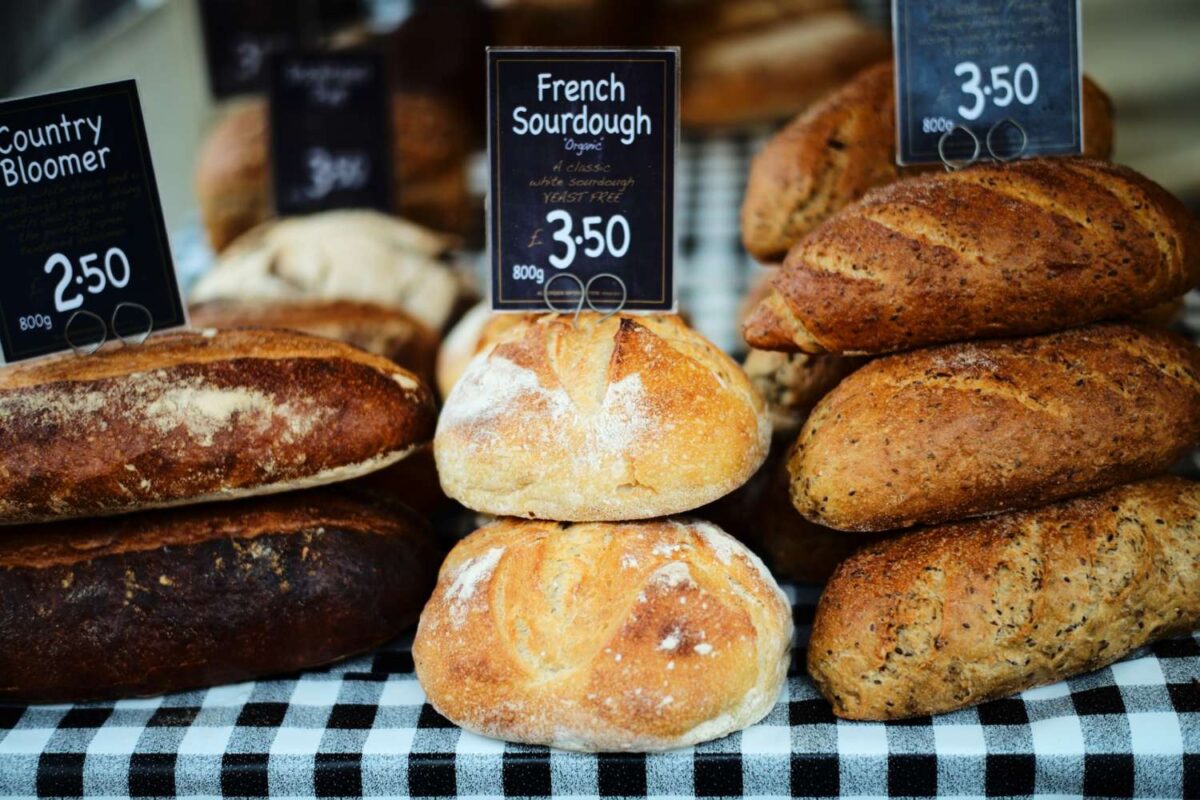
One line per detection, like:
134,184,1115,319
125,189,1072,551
188,299,440,387
742,348,864,437
0,489,440,702
808,477,1200,719
196,95,474,250
741,62,1116,262
790,324,1200,531
413,517,792,751
189,210,477,334
0,329,435,524
745,158,1200,354
680,10,890,129
435,313,771,521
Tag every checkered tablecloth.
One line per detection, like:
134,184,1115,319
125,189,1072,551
0,584,1197,799
4,134,1199,798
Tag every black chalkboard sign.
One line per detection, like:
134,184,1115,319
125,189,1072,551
268,51,392,216
0,80,185,365
488,48,678,312
893,0,1082,165
197,0,365,98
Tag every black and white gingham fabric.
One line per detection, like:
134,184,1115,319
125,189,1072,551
0,585,1197,798
5,136,1199,798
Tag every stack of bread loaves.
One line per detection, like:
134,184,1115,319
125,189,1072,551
0,328,441,701
416,312,794,751
740,65,1200,719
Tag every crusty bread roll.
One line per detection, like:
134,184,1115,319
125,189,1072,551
434,302,526,398
189,210,476,333
0,329,435,524
741,62,1116,262
791,324,1200,532
435,313,771,520
680,10,890,129
745,158,1200,354
196,95,474,250
702,446,879,584
809,477,1200,720
413,517,792,751
743,348,863,437
189,299,440,386
0,489,439,702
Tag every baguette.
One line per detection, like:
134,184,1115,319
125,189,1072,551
741,62,1115,262
0,490,439,702
790,324,1200,531
808,477,1200,719
0,329,435,524
413,517,792,751
745,158,1200,354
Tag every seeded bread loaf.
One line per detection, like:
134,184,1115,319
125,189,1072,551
808,477,1200,719
0,329,435,524
435,313,771,521
741,62,1115,262
188,299,440,386
0,489,439,702
790,324,1200,531
413,517,792,751
742,349,864,437
745,158,1200,354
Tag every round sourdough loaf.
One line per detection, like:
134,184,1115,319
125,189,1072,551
413,517,792,751
434,301,526,398
0,329,436,524
434,313,771,520
0,489,440,702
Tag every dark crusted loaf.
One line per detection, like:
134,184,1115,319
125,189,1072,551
0,489,440,702
808,477,1200,719
0,329,436,524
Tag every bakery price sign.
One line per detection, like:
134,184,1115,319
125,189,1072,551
0,80,186,365
893,0,1083,165
488,48,678,312
269,51,392,216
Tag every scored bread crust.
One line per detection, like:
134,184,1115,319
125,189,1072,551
808,477,1200,720
412,517,793,752
434,313,771,521
741,61,1115,263
0,489,440,702
745,158,1200,354
789,323,1200,531
0,329,435,524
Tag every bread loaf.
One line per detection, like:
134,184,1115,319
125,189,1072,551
680,10,890,129
0,329,435,524
808,477,1200,719
741,62,1115,262
189,210,476,333
0,490,439,702
189,299,440,386
745,158,1200,354
435,313,771,521
790,324,1200,531
196,96,474,250
413,517,792,751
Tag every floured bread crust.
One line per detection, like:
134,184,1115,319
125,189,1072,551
413,517,792,751
0,329,435,524
434,313,771,521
